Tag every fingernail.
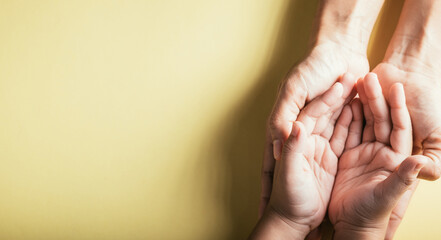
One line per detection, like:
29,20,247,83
333,82,344,96
367,72,378,80
273,140,282,160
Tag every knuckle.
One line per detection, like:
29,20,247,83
429,165,441,180
268,114,284,133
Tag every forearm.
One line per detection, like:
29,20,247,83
384,0,441,72
312,0,385,52
249,208,309,240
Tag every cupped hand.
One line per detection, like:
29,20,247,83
267,75,356,235
260,40,369,216
328,73,426,239
373,62,441,180
368,62,441,239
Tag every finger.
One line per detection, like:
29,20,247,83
320,106,344,140
330,105,352,157
321,73,358,140
339,72,358,100
375,156,426,212
414,152,441,181
311,73,357,137
389,83,412,155
356,78,375,142
363,73,392,144
282,121,307,158
259,128,275,218
268,113,290,162
384,182,418,240
345,98,364,149
297,82,343,134
269,84,307,160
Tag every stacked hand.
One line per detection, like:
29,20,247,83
329,74,425,239
253,0,441,239
251,73,425,239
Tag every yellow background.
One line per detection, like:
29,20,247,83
0,0,439,239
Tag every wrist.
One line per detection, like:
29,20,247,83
383,0,441,74
249,207,310,240
333,220,387,240
312,0,384,53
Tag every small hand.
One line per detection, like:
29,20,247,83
328,73,426,239
251,75,356,239
264,75,356,235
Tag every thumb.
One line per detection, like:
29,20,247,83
376,156,427,210
269,108,298,161
269,81,307,161
281,121,307,162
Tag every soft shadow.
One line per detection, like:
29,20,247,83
217,1,319,238
216,0,404,238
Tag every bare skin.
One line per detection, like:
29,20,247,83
369,1,441,238
261,0,441,238
251,73,422,239
251,74,357,239
261,0,384,218
329,74,426,239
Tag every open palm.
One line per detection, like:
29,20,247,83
269,75,356,230
329,74,425,235
261,41,369,217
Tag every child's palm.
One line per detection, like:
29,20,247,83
328,74,426,233
330,143,406,224
270,77,356,229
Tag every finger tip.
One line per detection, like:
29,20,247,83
366,72,378,80
333,82,344,96
341,72,356,84
352,97,362,105
294,121,306,135
390,83,405,95
292,122,300,136
272,139,282,160
342,104,352,116
356,77,365,92
389,83,406,105
364,72,379,86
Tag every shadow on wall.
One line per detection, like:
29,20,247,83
217,1,319,238
214,0,405,239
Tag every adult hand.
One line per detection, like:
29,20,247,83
371,61,441,239
365,1,441,238
373,62,441,180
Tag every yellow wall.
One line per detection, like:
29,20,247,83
0,0,439,239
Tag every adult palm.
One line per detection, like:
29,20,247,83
367,61,441,239
373,62,441,180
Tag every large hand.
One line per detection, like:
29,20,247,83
260,41,369,216
373,62,441,180
372,62,441,239
328,74,426,239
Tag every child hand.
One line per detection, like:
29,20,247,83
250,74,356,239
328,73,427,239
